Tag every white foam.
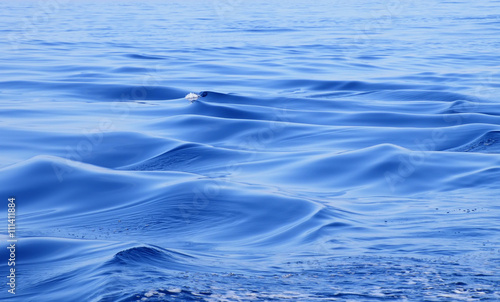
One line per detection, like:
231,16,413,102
185,92,199,102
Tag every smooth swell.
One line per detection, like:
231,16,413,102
1,0,500,301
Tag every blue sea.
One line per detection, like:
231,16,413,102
1,0,500,301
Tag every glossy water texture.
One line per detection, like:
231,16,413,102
1,0,500,301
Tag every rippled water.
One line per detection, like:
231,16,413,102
1,0,500,301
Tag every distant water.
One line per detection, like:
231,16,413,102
1,0,500,301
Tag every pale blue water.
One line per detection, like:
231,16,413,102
1,0,500,301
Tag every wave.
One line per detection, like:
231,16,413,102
448,130,500,153
1,0,500,299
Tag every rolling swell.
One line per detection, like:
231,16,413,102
2,79,499,300
2,79,500,300
1,0,500,301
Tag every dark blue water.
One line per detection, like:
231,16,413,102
1,0,500,301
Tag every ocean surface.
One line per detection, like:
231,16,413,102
1,0,500,301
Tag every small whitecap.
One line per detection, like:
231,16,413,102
185,92,200,102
